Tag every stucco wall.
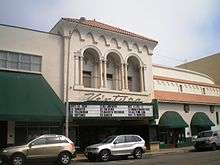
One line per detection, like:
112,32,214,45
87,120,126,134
58,22,156,103
0,25,64,99
153,65,214,84
156,103,220,136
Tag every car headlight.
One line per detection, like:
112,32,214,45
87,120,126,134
2,149,8,153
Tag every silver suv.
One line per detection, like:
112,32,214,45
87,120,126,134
194,130,220,151
0,135,76,165
85,135,146,161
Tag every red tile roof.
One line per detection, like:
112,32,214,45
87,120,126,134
154,75,220,89
62,18,158,43
154,90,220,105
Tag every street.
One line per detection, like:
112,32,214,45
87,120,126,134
71,150,220,165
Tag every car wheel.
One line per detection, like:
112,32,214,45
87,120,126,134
58,152,71,165
211,143,217,151
133,148,143,159
11,154,25,165
99,149,111,162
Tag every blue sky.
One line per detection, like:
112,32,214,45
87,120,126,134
0,0,220,66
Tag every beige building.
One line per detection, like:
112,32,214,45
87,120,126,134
178,53,220,85
153,64,220,148
0,18,158,148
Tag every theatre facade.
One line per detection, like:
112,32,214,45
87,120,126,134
50,18,158,149
0,17,158,149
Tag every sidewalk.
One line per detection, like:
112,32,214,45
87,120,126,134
145,146,194,157
75,146,194,161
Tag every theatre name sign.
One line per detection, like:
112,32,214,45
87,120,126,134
70,104,153,118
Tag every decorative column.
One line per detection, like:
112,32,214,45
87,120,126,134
139,66,144,92
124,63,128,90
79,56,83,86
143,66,150,92
99,59,103,88
121,63,124,90
74,54,80,86
103,60,107,88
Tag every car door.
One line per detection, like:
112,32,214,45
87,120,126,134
27,137,48,159
44,136,63,157
111,136,127,155
124,136,138,154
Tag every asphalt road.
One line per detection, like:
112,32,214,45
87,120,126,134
72,150,220,165
5,149,220,165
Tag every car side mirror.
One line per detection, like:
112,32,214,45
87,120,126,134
113,141,119,145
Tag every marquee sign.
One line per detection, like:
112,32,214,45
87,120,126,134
70,104,153,118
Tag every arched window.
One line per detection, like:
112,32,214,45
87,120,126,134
106,52,121,90
83,48,100,88
127,56,141,92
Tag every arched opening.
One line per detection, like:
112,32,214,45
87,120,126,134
83,48,100,88
127,56,141,92
106,52,121,90
159,111,188,148
191,112,215,136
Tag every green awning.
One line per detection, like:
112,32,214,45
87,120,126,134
159,111,188,128
0,70,65,122
191,112,215,127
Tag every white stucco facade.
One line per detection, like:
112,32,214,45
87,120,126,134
153,64,220,139
50,18,157,103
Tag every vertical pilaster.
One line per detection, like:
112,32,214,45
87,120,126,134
99,59,103,88
124,63,128,90
74,54,80,86
79,56,83,86
103,60,107,88
121,63,124,90
139,66,144,92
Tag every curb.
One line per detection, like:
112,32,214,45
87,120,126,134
74,147,193,161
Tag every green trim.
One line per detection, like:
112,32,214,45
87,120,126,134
0,70,65,121
159,111,188,128
191,112,215,127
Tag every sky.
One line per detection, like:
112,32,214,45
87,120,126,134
0,0,220,67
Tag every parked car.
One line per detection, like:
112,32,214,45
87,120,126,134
85,134,146,161
0,134,76,165
194,130,220,151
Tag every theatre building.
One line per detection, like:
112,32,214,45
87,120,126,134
153,65,220,148
50,18,158,149
0,17,158,149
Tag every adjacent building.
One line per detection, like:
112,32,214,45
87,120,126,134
178,53,220,85
153,64,220,148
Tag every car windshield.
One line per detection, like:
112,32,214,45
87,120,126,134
198,131,213,138
101,136,117,143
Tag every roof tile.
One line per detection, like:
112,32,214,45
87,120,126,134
62,18,157,43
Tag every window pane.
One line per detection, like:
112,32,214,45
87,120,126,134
19,62,31,70
20,54,31,63
31,56,41,64
8,53,19,62
83,71,91,88
0,52,6,60
0,60,6,68
7,61,18,69
31,63,41,72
